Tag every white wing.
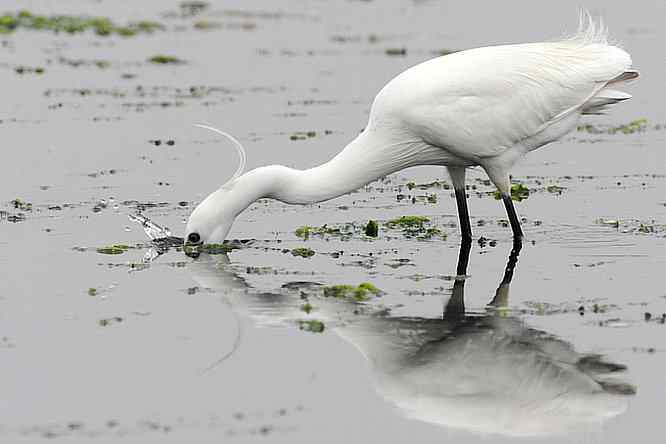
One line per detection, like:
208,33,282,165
372,38,633,161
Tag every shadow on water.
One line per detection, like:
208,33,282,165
184,238,635,437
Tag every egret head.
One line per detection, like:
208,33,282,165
185,124,248,246
185,188,235,245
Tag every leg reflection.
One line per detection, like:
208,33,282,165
489,237,522,308
444,237,523,318
444,238,472,318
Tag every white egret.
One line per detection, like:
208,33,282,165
186,17,638,245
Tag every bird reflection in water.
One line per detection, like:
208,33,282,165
185,238,635,437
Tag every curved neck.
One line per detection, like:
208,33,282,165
226,129,417,215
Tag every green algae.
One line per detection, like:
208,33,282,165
96,245,131,255
183,243,239,255
289,131,317,141
493,183,530,202
323,282,382,302
147,55,185,65
10,198,32,211
299,319,325,333
417,227,446,241
385,48,407,56
98,316,123,327
300,302,313,314
577,118,649,135
291,247,315,258
386,215,429,229
546,185,566,194
294,224,342,239
0,11,164,37
193,20,223,30
405,180,450,190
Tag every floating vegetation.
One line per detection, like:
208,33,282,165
193,20,223,30
385,48,407,56
577,118,651,135
300,303,313,314
290,247,315,258
364,220,378,237
323,282,382,302
299,319,325,333
11,198,32,211
55,56,111,69
96,245,131,255
289,131,317,141
87,288,98,296
183,243,239,255
98,316,123,327
494,183,530,202
405,180,450,190
386,215,429,229
147,55,185,65
546,185,566,194
294,224,343,239
14,66,45,75
385,215,446,239
0,11,164,37
417,227,446,241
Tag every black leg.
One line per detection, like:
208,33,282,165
444,237,472,319
454,187,472,242
501,192,524,240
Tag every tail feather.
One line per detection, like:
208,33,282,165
582,70,639,115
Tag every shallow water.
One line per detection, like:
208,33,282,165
1,0,665,442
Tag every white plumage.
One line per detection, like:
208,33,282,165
186,17,637,244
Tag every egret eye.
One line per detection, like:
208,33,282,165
188,232,201,244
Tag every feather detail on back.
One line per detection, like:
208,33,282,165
370,14,636,163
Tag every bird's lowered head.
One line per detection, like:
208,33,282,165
185,125,249,246
186,186,236,245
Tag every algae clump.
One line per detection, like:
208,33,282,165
299,319,325,333
386,215,429,229
96,244,131,255
0,11,165,37
493,183,530,202
323,282,382,301
148,55,185,65
291,247,315,258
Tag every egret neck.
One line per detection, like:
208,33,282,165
222,129,425,210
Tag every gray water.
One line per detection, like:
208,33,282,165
1,0,665,442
